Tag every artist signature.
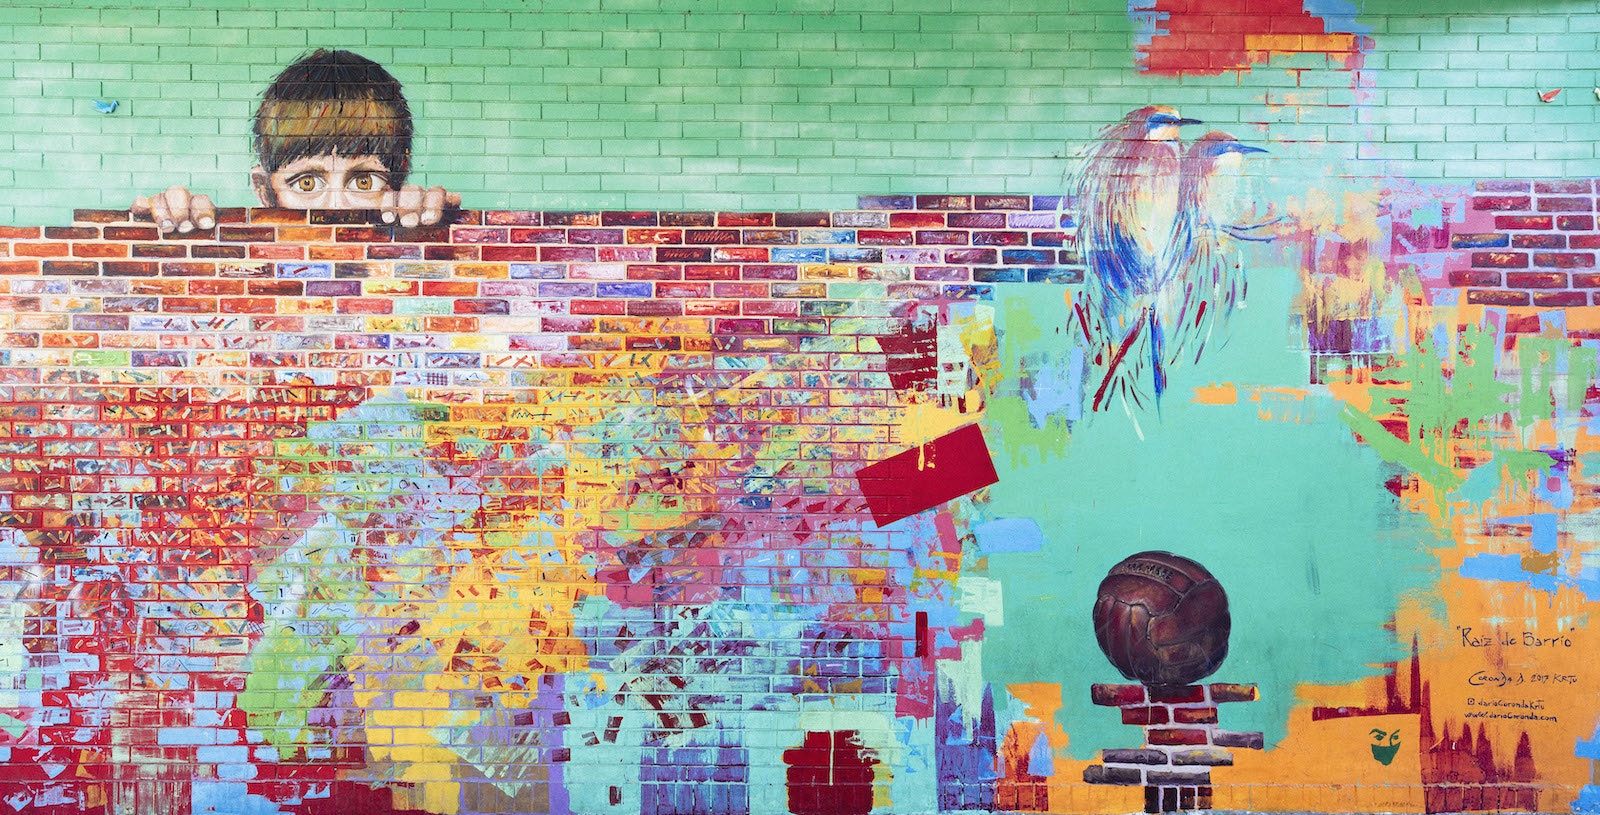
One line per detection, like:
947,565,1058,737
1468,671,1578,687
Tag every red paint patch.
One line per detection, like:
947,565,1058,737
783,730,878,815
1134,0,1369,76
855,424,999,527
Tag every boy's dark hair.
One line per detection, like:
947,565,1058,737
252,49,414,185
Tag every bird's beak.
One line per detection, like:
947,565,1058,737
1177,117,1203,125
1238,145,1268,154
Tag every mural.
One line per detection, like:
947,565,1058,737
0,2,1596,815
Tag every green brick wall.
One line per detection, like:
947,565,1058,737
1,0,1598,225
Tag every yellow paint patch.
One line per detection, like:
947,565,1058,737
1191,382,1240,405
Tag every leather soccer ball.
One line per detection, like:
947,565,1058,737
1092,551,1231,687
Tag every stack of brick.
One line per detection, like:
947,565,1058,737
1083,682,1264,814
1447,180,1600,308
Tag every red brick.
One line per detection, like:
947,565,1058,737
425,244,480,261
1511,234,1564,249
72,243,128,258
718,212,773,227
742,299,797,317
452,228,509,243
774,211,830,227
193,245,249,259
685,264,739,281
1533,291,1588,307
1090,684,1147,707
0,260,39,274
104,226,160,241
483,210,541,225
658,247,711,262
686,229,741,245
337,298,393,314
1538,196,1594,212
248,280,303,296
42,260,97,275
1474,196,1532,211
1147,728,1209,746
0,227,41,238
480,246,542,261
1574,273,1600,287
510,228,567,243
14,242,69,257
46,226,99,240
188,280,245,295
367,244,424,260
1536,180,1592,194
626,264,682,281
972,231,1029,246
1533,252,1594,268
250,243,305,260
1448,270,1501,287
1495,215,1552,230
221,226,277,242
974,195,1031,210
944,248,998,264
1467,289,1531,306
916,195,972,210
890,212,946,228
1574,236,1600,249
949,212,1007,229
599,246,651,262
629,299,684,316
627,229,683,244
1174,707,1220,724
715,246,768,262
220,297,277,313
1121,706,1170,726
1507,272,1569,288
686,300,739,316
248,208,308,225
1557,215,1595,231
426,316,479,332
422,281,479,297
1472,252,1528,269
660,212,714,227
570,299,627,315
859,230,914,246
657,281,710,298
161,262,216,277
915,230,969,245
1208,683,1259,703
133,244,187,258
1150,685,1206,704
102,261,157,276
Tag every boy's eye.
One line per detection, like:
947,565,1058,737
292,176,323,193
349,174,385,192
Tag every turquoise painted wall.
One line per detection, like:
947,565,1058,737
2,0,1599,225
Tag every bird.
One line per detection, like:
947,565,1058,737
1073,124,1271,414
92,99,119,114
1154,131,1270,375
1539,88,1562,103
1072,106,1201,327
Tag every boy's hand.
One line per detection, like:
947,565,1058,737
380,185,461,228
131,186,217,234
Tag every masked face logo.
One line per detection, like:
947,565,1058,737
1370,728,1402,765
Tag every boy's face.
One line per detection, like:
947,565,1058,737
252,152,393,208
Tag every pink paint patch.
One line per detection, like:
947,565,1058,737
855,424,999,527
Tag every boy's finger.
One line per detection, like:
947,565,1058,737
166,187,194,233
446,191,462,208
191,194,216,229
420,187,448,225
149,194,174,234
131,196,152,215
397,186,424,229
379,189,400,223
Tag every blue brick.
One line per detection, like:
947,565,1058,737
1450,233,1511,248
1027,267,1085,284
828,247,883,262
275,262,332,278
510,263,565,279
539,282,595,297
859,194,914,209
943,284,994,300
973,267,1024,283
1001,249,1055,265
597,281,653,297
771,247,827,263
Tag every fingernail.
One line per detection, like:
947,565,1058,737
382,211,396,223
178,221,193,232
160,220,174,231
401,215,419,228
199,218,215,229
